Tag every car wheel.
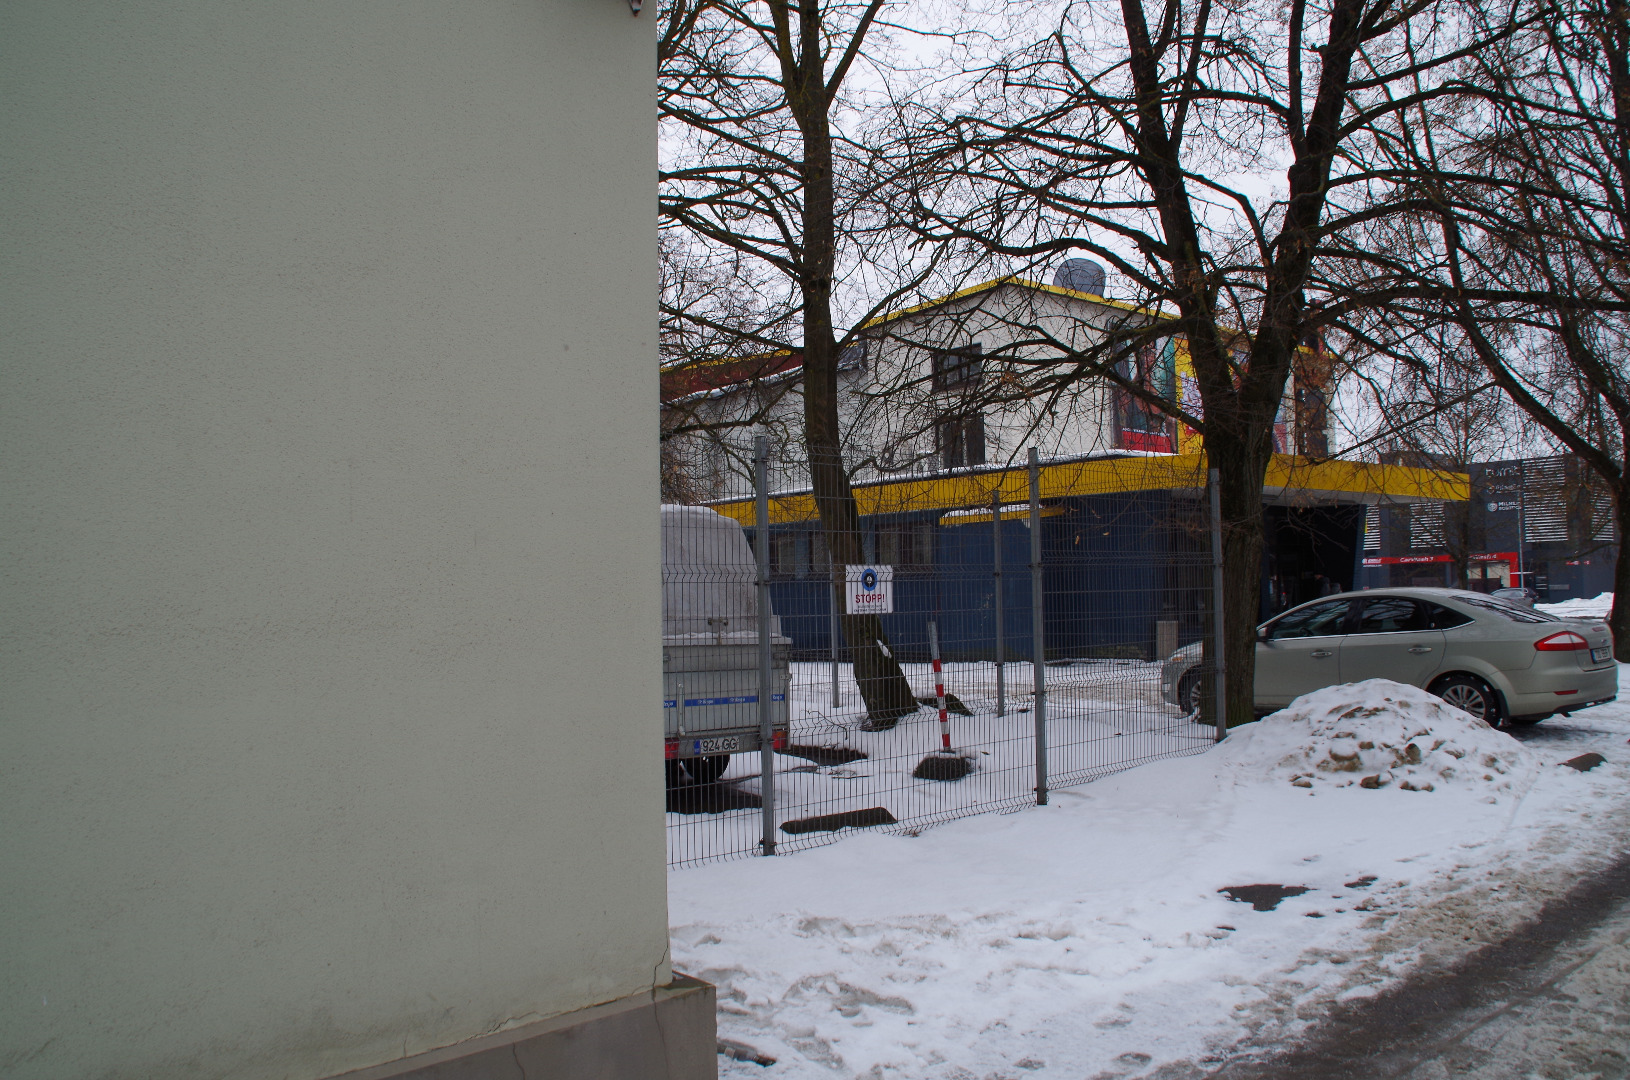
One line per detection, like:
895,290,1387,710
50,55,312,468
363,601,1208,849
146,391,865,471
1434,675,1503,727
683,754,731,785
1177,672,1204,717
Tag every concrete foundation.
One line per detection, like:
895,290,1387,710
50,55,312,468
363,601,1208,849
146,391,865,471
327,975,717,1080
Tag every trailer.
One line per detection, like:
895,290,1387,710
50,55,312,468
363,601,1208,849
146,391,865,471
662,504,791,786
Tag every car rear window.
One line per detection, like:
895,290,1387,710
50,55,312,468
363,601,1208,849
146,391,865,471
1425,603,1473,629
1458,595,1559,624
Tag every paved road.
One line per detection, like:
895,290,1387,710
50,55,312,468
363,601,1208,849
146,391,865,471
1205,852,1630,1080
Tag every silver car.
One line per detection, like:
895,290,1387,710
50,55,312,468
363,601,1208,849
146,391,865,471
1160,587,1617,726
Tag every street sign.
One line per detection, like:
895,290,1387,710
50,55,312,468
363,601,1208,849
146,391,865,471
844,564,894,614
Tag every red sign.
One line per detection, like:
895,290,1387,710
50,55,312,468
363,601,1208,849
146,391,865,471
1117,429,1175,453
1362,551,1518,567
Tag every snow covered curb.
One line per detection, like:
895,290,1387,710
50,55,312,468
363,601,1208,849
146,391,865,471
671,674,1630,1079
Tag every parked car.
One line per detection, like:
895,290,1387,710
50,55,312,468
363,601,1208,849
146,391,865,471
1160,587,1617,726
661,504,790,787
1489,586,1539,608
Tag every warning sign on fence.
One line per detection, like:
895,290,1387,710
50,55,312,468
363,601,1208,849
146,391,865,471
845,564,894,614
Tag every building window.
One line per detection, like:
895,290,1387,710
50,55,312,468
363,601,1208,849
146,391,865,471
1408,503,1445,549
1112,341,1175,453
1590,491,1617,541
769,532,803,579
876,520,934,569
931,344,984,391
936,413,986,470
1522,458,1569,543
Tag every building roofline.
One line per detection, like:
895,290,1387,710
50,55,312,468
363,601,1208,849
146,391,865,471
858,276,1166,331
701,452,1469,526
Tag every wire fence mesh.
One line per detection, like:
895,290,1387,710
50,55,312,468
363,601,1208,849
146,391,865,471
663,439,1222,868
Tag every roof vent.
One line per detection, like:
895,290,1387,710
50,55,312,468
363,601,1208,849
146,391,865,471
1053,258,1106,297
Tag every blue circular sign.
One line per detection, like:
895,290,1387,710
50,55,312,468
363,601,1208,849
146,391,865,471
861,568,878,591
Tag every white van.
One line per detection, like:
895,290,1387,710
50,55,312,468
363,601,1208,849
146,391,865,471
662,505,791,785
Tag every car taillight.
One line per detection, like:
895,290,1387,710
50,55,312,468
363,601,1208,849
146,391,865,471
1534,631,1589,651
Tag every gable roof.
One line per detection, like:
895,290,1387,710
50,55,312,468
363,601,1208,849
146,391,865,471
859,276,1166,330
660,351,802,403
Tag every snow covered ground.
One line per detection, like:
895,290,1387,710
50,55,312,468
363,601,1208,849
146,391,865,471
668,659,1214,866
670,667,1630,1079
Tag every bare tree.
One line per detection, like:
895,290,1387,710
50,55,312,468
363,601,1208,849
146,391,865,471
904,0,1515,723
1346,329,1527,587
1370,0,1630,655
658,0,978,722
658,232,806,501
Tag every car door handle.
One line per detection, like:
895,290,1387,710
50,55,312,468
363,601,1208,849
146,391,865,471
1408,646,1433,654
1310,650,1333,658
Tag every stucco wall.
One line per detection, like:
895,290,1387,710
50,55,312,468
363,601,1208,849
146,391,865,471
0,3,662,1078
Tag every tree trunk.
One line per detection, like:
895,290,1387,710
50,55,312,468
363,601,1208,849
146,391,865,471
792,41,918,726
1611,487,1630,662
1206,427,1274,727
805,445,919,724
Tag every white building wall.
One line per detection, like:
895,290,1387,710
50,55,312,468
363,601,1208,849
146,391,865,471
661,284,1137,496
857,285,1129,472
1,4,662,1079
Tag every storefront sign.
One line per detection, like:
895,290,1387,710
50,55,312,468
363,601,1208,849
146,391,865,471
1361,551,1518,567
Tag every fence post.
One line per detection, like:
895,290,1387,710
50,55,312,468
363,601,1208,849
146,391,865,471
1209,467,1227,742
1029,448,1048,805
992,488,1005,717
755,436,777,854
830,552,841,709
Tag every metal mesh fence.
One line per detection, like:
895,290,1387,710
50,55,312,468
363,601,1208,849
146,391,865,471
663,439,1222,868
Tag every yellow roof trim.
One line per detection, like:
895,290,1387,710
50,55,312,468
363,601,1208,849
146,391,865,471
856,278,1329,355
859,277,1168,331
706,453,1469,526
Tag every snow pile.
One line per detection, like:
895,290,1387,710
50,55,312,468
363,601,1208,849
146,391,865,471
1537,591,1614,621
1218,680,1536,794
673,676,1630,1079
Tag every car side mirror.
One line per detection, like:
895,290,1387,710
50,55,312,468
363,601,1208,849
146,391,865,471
1257,628,1271,642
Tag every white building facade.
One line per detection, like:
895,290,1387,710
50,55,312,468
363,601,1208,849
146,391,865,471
2,4,708,1079
662,272,1322,500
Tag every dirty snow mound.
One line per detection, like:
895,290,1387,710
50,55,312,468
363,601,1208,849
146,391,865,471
1220,680,1536,793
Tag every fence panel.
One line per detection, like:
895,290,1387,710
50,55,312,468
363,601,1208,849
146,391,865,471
663,441,1220,869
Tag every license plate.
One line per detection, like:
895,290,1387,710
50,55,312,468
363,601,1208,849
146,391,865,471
696,736,739,754
1591,646,1611,664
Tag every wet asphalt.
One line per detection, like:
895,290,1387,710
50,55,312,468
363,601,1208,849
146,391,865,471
1203,823,1630,1080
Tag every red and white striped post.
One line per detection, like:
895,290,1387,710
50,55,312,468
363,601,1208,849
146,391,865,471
928,621,950,752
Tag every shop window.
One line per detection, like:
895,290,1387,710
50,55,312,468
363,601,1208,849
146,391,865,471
771,532,800,577
1112,341,1176,453
876,521,934,570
